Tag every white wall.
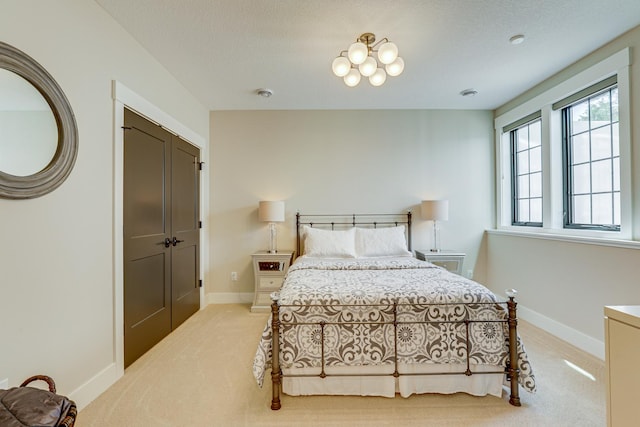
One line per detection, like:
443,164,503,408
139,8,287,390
209,110,494,300
488,26,640,358
0,0,209,408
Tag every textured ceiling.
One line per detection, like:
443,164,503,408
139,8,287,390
95,0,640,110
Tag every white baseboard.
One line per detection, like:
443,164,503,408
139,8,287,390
67,362,120,411
206,292,253,305
517,304,605,360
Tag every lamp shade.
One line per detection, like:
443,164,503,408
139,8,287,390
258,201,285,222
421,200,449,221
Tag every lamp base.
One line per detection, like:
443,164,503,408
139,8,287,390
268,222,278,254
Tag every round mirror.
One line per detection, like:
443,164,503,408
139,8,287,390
0,42,78,199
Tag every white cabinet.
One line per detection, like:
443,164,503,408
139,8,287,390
605,305,640,427
251,251,294,312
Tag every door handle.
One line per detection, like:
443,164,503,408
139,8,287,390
172,237,184,246
162,237,171,248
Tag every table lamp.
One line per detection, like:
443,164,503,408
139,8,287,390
421,200,449,252
258,201,285,253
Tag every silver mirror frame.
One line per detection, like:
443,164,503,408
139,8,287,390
0,41,78,199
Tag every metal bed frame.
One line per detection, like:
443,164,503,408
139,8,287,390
269,213,521,410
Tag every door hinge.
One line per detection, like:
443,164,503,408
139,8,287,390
121,126,132,130
198,221,203,229
199,279,203,288
198,161,205,170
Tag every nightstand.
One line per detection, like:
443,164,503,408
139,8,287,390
415,249,465,275
251,251,295,312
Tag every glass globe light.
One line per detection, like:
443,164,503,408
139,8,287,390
344,69,361,87
369,68,387,86
358,56,377,77
347,41,368,65
332,56,351,77
385,57,404,77
377,42,398,65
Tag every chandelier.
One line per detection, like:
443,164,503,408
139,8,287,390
331,32,404,87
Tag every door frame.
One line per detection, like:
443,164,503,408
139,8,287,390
112,80,209,377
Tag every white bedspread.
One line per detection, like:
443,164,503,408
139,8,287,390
253,256,536,395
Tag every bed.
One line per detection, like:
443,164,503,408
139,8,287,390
253,213,536,410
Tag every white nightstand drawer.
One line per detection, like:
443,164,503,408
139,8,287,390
259,277,283,290
430,259,461,272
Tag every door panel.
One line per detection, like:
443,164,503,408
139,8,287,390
126,253,168,327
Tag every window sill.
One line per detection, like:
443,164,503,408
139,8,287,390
487,228,640,250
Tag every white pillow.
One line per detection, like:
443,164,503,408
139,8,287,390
303,226,357,258
355,226,411,257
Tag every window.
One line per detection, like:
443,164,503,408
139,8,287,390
508,116,542,226
559,80,619,230
494,48,630,240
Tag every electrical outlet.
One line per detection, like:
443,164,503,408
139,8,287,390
231,271,238,281
0,378,8,389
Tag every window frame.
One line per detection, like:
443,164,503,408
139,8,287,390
494,48,632,241
507,114,543,227
560,83,620,232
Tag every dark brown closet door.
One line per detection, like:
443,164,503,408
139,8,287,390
170,137,200,329
123,108,200,368
123,108,172,368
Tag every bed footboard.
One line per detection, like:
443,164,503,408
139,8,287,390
270,291,522,409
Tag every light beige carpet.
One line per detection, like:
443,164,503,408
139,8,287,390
79,304,605,426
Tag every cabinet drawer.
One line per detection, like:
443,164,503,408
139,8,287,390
258,277,284,290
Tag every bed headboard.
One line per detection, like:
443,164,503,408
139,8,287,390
295,212,412,257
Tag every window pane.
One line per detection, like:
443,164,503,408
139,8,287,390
611,88,619,122
572,195,591,224
571,101,589,134
530,172,542,197
516,128,528,152
572,163,591,194
613,157,620,191
518,175,529,198
591,125,611,160
591,160,612,193
518,200,530,222
592,193,612,224
517,151,529,174
590,92,611,125
530,198,542,223
614,192,620,224
529,121,541,148
530,146,542,172
571,133,590,164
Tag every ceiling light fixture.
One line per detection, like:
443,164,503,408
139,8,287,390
332,33,404,87
256,88,273,97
